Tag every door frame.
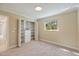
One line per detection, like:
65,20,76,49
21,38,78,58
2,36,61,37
17,18,21,47
17,18,26,47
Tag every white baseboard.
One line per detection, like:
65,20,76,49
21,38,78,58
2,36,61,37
39,39,79,51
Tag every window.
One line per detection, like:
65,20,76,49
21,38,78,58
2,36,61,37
44,20,59,31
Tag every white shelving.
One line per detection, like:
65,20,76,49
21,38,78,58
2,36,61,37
18,19,35,46
25,30,31,43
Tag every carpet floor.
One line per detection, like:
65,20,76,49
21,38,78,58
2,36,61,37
0,40,79,56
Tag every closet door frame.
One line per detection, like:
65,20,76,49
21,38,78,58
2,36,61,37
18,18,25,47
18,18,22,47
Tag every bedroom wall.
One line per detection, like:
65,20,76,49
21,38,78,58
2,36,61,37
38,10,79,51
0,10,22,52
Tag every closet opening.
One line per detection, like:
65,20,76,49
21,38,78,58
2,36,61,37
18,19,35,47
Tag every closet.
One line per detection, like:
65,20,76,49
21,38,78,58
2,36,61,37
18,19,35,47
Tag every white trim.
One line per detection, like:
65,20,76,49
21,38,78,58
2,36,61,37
40,39,79,51
6,16,9,50
17,18,22,47
35,21,39,40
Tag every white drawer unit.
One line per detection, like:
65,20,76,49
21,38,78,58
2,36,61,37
25,30,31,43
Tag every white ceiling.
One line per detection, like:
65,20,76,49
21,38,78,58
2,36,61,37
0,3,79,20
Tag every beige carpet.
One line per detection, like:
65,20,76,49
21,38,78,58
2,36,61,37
0,40,79,56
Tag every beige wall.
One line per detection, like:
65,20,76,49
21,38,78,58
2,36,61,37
0,10,21,52
38,10,79,51
8,15,18,48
